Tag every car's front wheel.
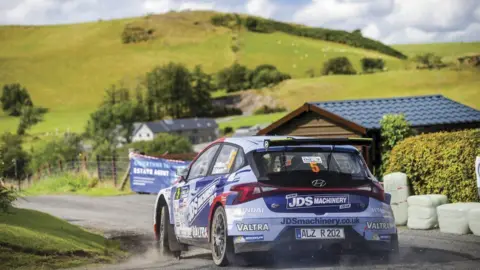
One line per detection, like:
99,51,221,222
158,205,181,257
211,206,237,266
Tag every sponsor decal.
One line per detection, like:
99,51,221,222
235,223,270,232
187,181,217,225
174,186,189,200
366,222,394,230
339,203,351,209
192,226,208,238
302,156,323,164
234,235,264,243
230,207,264,217
280,217,360,226
286,194,349,209
380,234,391,240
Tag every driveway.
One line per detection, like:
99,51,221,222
16,195,480,270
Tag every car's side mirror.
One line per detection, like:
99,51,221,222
176,167,189,182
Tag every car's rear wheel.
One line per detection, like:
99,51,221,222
211,206,238,266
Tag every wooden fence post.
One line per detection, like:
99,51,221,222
112,155,117,187
58,160,63,172
96,155,102,180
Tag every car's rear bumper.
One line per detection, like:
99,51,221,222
234,226,398,254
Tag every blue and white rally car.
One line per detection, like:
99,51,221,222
153,136,398,266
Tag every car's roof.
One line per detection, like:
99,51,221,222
223,136,359,153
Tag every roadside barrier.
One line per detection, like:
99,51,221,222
437,203,480,235
407,195,447,230
383,172,409,225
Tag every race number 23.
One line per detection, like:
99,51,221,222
310,162,320,173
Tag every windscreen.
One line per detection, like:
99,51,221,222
252,150,373,188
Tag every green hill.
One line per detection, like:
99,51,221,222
0,11,478,136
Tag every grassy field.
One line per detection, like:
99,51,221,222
0,207,124,269
23,173,132,197
218,112,287,131
393,42,480,61
0,11,479,136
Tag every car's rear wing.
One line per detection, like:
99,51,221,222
263,137,372,149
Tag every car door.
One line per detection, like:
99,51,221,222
174,144,221,240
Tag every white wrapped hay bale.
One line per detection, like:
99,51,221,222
407,195,448,230
383,172,410,225
437,203,480,235
468,208,480,236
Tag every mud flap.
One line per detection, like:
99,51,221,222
167,223,188,252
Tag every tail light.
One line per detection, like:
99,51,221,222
356,182,385,202
230,183,279,204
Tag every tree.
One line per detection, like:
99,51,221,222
322,57,357,75
0,83,33,116
361,58,385,73
414,53,445,69
146,62,193,119
189,65,214,117
102,84,130,106
0,132,29,180
16,106,47,135
124,133,192,156
217,62,250,92
379,114,412,176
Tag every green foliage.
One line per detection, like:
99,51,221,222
254,105,287,115
0,132,29,180
361,58,385,73
190,65,215,117
123,133,192,156
16,106,47,135
249,65,291,89
0,187,17,212
414,53,446,69
210,106,243,118
216,62,251,92
322,57,357,75
379,114,412,175
223,126,233,135
121,24,154,44
210,14,407,59
0,83,33,116
387,129,480,202
29,133,82,172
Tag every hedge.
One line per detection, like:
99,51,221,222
386,129,480,202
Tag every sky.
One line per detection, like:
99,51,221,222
0,0,479,44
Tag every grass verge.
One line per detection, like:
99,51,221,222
23,173,132,197
0,207,125,270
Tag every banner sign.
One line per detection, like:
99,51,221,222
130,154,190,194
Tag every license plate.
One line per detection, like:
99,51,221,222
295,228,345,240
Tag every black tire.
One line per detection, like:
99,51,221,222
211,206,237,266
159,205,172,254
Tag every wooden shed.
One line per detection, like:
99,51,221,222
257,95,480,172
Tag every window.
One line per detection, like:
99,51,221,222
211,145,240,175
232,151,246,171
187,144,220,180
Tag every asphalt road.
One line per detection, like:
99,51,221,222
16,195,480,270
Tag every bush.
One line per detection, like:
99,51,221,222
121,24,154,44
1,83,33,116
123,133,192,157
0,187,17,212
322,57,357,75
379,114,412,175
387,129,480,202
361,58,385,73
29,133,83,172
254,105,287,115
0,132,29,180
223,126,233,135
249,65,291,89
414,53,446,69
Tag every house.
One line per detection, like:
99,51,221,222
132,118,219,144
257,95,480,169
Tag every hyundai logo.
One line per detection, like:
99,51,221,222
311,179,327,187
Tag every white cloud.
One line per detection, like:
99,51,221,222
386,0,478,32
246,0,276,18
143,0,175,13
179,1,215,11
474,5,480,21
362,23,381,40
384,27,437,44
3,0,55,24
444,23,480,42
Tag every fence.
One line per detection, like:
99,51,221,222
3,152,198,191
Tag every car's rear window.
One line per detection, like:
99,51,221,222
252,150,373,188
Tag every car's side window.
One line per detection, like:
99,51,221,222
211,145,239,175
232,150,246,171
187,144,220,180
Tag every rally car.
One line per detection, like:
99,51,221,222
153,136,398,266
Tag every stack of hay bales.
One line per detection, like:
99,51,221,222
383,172,410,225
437,203,480,235
407,195,448,229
